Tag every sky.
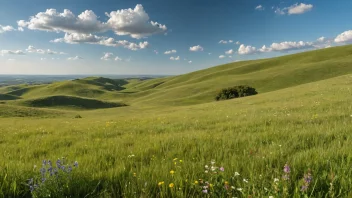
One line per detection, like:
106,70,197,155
0,0,352,75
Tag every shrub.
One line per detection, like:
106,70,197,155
215,85,258,101
74,114,82,119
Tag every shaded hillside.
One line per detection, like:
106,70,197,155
20,95,126,110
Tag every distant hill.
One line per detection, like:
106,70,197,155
1,44,352,108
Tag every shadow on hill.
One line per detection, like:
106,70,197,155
6,87,31,96
74,77,128,91
0,94,21,100
23,95,127,110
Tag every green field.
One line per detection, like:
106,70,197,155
1,45,352,197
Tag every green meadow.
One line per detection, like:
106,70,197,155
1,45,352,197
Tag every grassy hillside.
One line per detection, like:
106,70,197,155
18,95,127,110
0,93,21,100
1,74,352,197
124,45,352,105
1,45,352,197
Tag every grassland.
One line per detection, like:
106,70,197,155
1,45,352,197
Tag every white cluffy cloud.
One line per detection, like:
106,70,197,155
238,44,257,55
101,52,123,61
164,50,177,54
189,45,204,52
219,40,234,44
26,45,66,55
334,30,352,43
255,5,264,11
67,56,83,60
275,3,313,15
0,50,26,55
0,25,15,33
51,33,149,51
219,55,226,59
170,56,180,61
18,4,167,39
225,49,234,55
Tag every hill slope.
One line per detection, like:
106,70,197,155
124,45,352,105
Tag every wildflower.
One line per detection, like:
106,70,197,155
237,188,243,191
301,170,313,192
205,170,209,173
170,170,175,175
133,173,137,177
274,178,279,183
179,160,183,163
224,181,229,185
234,172,240,176
158,181,164,186
284,163,291,174
194,181,199,184
205,165,209,169
219,167,225,172
202,189,208,193
74,161,78,167
169,183,175,188
211,166,217,171
231,186,236,190
243,178,248,183
209,183,213,188
269,196,274,198
211,160,216,165
173,158,178,161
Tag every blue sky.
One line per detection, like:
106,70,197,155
0,0,352,75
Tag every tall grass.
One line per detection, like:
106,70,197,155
0,74,352,197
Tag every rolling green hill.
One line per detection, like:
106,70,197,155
2,45,352,108
18,95,127,110
1,45,352,197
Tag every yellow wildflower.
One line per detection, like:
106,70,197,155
133,173,137,177
194,181,199,184
170,170,175,175
169,183,175,188
158,181,164,186
209,183,214,188
173,158,178,161
179,160,183,163
224,181,229,185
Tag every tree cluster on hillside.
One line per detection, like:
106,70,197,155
215,85,258,101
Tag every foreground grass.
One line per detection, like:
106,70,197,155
0,74,352,197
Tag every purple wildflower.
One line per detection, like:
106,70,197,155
300,170,313,192
40,167,46,176
219,167,224,172
74,161,78,167
202,189,208,194
284,163,291,174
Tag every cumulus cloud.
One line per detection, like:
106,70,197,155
334,30,352,43
275,3,313,15
164,49,177,54
67,56,83,60
101,52,114,60
269,41,314,51
225,49,234,55
0,50,26,55
26,45,65,55
51,33,149,50
238,44,257,55
0,25,16,33
235,41,241,45
189,45,203,52
188,61,192,64
18,4,166,39
114,56,122,61
106,4,167,39
255,5,264,11
170,56,180,61
219,55,226,59
219,40,228,44
287,3,313,15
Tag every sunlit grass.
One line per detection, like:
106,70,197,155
0,74,352,197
